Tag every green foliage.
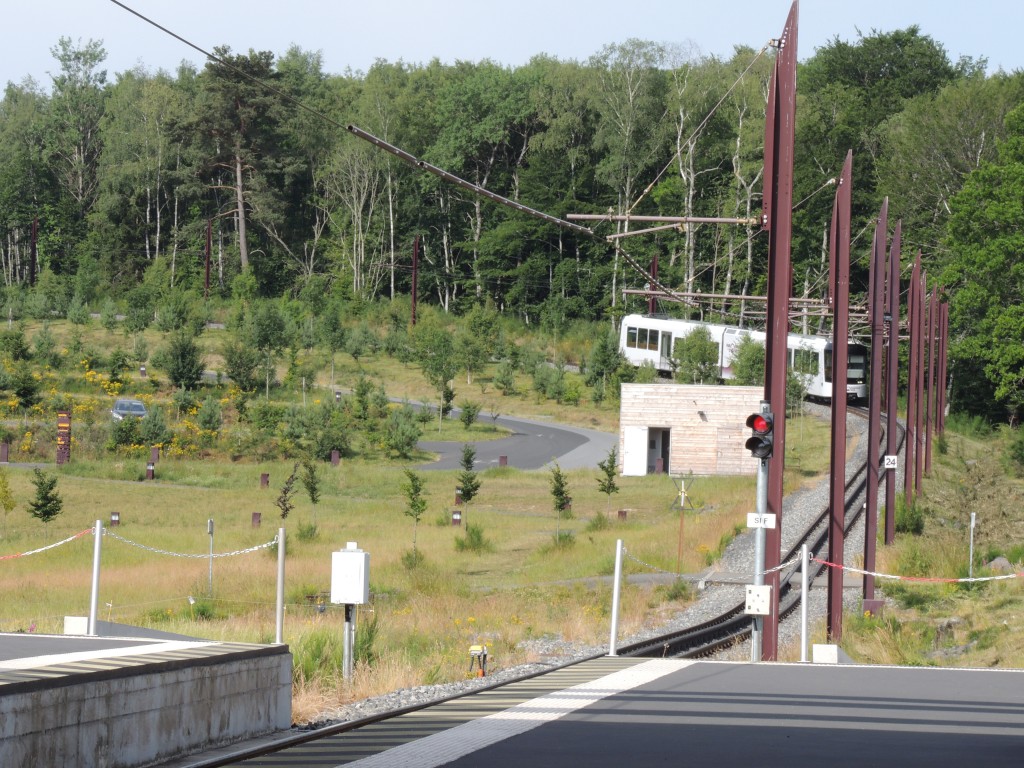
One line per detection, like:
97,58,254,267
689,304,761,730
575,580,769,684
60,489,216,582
596,447,619,504
895,493,925,535
296,520,320,542
402,468,427,553
139,406,172,446
457,443,481,505
550,530,576,550
584,512,611,533
27,469,63,524
673,326,719,384
0,466,15,535
300,458,321,509
455,522,492,553
458,400,481,429
731,335,765,386
221,338,261,392
155,331,205,390
275,463,299,519
549,463,572,519
196,396,223,433
384,402,423,459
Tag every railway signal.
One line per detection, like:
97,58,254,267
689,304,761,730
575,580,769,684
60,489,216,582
745,412,775,459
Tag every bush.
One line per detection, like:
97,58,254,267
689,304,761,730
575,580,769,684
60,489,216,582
455,522,492,553
551,530,576,549
895,493,924,535
585,512,611,532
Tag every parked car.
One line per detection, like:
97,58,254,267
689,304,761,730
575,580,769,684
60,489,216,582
111,398,147,421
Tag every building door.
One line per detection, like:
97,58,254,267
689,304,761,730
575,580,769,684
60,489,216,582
622,426,648,476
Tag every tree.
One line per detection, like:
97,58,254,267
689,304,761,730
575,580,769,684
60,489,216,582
248,300,290,398
27,469,63,525
596,447,620,513
0,467,15,537
402,468,427,556
384,402,422,458
156,330,204,390
300,458,321,523
673,326,719,384
458,443,482,509
275,463,299,519
550,462,572,519
942,103,1024,421
731,335,766,386
413,323,459,431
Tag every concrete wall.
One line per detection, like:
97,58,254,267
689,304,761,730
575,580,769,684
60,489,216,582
619,383,764,476
0,644,291,768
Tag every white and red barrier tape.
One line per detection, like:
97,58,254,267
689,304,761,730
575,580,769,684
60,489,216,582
812,556,1023,584
0,528,92,561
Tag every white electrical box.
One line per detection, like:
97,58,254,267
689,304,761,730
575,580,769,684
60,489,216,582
331,542,370,605
744,584,771,615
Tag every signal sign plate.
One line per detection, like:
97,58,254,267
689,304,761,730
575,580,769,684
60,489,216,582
747,513,777,529
884,455,898,470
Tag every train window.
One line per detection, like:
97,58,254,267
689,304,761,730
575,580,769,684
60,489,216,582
824,349,833,383
847,346,868,383
646,329,660,351
792,348,818,375
627,327,639,349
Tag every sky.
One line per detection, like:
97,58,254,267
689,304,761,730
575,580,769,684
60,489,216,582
3,0,1022,90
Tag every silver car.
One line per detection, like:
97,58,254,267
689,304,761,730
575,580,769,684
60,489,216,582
111,398,147,421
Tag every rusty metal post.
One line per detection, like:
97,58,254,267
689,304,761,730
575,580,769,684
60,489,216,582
884,223,902,545
925,287,938,474
904,255,921,503
921,270,929,499
827,151,852,644
864,199,887,602
758,0,799,662
411,235,419,327
938,301,949,435
648,252,659,315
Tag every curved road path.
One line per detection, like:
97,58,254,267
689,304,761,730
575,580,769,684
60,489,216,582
416,414,617,472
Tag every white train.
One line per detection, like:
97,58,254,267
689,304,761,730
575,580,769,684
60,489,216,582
618,314,868,401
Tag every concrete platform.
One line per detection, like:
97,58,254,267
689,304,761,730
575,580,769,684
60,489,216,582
0,631,291,768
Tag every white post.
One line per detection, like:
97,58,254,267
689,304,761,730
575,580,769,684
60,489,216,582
207,519,214,597
969,512,976,579
800,544,810,663
608,539,624,656
88,519,103,636
343,605,355,680
276,527,286,644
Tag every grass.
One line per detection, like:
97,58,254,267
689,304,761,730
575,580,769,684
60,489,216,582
0,317,846,724
836,423,1024,669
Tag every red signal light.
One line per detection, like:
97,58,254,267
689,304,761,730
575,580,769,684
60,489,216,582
745,411,775,458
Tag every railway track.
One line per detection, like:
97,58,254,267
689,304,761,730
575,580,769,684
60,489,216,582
179,405,901,767
619,405,904,659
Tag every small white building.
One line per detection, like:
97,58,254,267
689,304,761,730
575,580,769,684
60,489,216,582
619,383,764,476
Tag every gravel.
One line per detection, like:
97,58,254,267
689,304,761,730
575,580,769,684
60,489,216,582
309,403,892,727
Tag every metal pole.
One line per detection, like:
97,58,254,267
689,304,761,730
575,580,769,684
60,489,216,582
208,519,214,597
609,539,624,656
800,544,810,663
969,513,976,579
276,527,286,644
884,222,902,546
343,604,354,681
759,2,799,662
751,452,768,662
88,519,103,636
864,199,887,601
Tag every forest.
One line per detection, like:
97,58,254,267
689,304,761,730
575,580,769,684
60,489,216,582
1,26,1024,420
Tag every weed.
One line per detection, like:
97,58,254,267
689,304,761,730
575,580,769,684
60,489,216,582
455,523,493,553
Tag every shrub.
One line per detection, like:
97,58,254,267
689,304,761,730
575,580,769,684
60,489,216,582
895,493,924,535
551,530,576,549
455,523,492,553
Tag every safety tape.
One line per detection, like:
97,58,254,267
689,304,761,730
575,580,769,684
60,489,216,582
0,529,93,561
812,556,1022,584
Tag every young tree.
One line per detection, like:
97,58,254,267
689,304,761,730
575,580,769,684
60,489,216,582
402,468,427,557
157,331,205,390
457,443,482,514
27,469,63,525
673,326,720,384
0,467,15,537
300,458,321,523
414,324,459,432
596,447,620,513
275,463,299,519
731,335,766,386
550,462,572,520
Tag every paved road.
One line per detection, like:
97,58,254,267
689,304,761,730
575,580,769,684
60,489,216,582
416,414,617,471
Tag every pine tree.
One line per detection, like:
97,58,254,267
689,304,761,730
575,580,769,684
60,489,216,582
27,469,63,525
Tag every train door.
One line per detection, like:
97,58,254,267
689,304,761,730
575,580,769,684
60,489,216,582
659,332,673,370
